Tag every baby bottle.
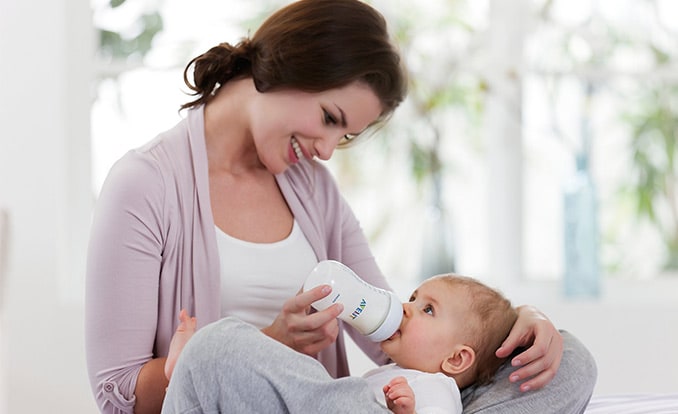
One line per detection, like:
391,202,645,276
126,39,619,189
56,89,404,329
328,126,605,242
303,260,402,342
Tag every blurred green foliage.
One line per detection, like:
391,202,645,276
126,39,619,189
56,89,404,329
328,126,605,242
96,0,164,63
624,83,678,269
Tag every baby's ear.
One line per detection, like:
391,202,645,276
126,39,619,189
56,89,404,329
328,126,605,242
441,344,476,376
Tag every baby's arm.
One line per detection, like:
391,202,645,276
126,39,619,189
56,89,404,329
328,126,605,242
164,309,197,381
383,376,416,414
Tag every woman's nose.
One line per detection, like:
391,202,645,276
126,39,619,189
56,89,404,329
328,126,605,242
314,136,339,161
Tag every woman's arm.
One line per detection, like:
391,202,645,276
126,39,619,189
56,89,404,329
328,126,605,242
135,358,169,414
85,152,166,414
462,330,596,414
135,310,197,414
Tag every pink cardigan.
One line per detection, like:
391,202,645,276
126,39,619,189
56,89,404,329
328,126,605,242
85,107,391,413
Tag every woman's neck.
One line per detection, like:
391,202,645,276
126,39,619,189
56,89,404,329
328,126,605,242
204,78,261,174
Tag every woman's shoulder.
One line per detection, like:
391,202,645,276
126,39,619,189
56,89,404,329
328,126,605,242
113,117,195,180
101,118,195,200
136,117,194,169
98,149,165,209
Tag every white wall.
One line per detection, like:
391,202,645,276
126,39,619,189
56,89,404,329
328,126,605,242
0,0,97,412
505,279,678,395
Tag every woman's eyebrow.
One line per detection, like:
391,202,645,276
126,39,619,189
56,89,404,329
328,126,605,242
334,104,348,128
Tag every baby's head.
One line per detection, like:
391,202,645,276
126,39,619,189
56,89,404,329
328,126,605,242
380,274,517,389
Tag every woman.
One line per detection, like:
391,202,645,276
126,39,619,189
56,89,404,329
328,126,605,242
85,0,596,413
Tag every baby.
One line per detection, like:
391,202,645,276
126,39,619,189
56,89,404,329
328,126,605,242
165,274,517,414
365,274,518,413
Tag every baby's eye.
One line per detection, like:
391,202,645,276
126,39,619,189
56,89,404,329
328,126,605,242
408,295,416,302
323,109,337,125
423,305,434,315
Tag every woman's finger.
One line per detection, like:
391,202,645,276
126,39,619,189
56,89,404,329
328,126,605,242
510,330,556,366
289,284,333,313
509,334,562,391
292,317,340,355
496,305,544,358
510,358,559,392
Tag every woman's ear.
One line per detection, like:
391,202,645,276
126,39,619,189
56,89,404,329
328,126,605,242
441,344,476,376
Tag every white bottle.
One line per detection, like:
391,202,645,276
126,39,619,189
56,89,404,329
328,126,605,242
303,260,402,342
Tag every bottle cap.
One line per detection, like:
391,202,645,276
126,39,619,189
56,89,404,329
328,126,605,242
365,291,403,342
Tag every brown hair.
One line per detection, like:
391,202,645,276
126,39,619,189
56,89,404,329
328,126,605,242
434,274,518,386
181,0,407,138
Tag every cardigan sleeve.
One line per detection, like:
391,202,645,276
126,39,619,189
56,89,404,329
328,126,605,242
85,149,166,414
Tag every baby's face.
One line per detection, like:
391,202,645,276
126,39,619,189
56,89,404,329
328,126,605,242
380,278,474,373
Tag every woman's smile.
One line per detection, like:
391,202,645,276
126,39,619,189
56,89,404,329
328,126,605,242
290,136,306,163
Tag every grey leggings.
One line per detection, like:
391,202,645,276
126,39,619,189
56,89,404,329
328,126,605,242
162,317,596,414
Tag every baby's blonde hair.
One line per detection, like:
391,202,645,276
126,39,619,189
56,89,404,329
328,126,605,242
432,274,518,386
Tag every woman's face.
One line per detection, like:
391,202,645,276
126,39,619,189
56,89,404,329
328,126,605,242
249,81,383,174
380,279,475,373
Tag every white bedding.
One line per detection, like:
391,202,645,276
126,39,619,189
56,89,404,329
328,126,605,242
585,394,678,413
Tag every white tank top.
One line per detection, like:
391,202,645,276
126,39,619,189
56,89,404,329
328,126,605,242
215,221,318,329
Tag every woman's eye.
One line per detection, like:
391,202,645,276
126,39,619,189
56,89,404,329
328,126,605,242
323,109,337,125
423,305,434,315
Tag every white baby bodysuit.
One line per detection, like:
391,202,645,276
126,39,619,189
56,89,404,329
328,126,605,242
363,363,463,414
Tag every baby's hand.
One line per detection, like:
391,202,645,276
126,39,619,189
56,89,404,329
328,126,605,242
164,309,197,381
383,376,416,414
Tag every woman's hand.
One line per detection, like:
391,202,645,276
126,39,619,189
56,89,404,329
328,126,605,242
165,309,197,381
261,284,344,356
383,376,416,414
495,305,563,392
